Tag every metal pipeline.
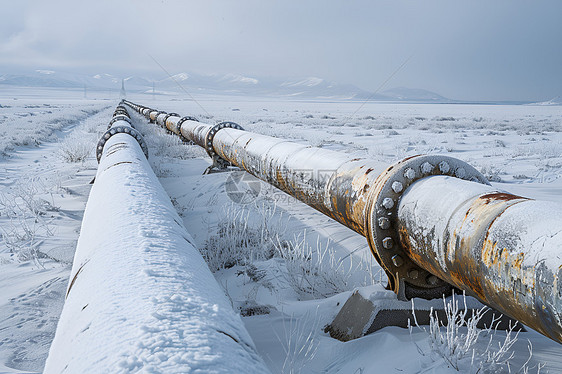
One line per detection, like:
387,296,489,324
123,100,562,343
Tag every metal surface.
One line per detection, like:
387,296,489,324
122,100,475,297
397,176,562,343
123,100,562,343
363,155,489,300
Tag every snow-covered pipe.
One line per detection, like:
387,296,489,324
123,100,562,344
44,105,270,373
398,176,562,344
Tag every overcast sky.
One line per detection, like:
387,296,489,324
1,0,561,101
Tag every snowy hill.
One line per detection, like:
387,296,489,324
0,69,450,101
527,96,562,106
381,86,448,102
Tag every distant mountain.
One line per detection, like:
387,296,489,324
381,87,448,101
0,71,81,88
527,96,562,106
0,69,450,102
0,70,119,90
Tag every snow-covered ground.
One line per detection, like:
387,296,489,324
1,89,561,373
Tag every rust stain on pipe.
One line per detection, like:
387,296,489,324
398,178,562,343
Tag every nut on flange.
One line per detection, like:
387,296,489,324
365,155,489,300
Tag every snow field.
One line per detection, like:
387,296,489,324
1,91,561,373
0,100,113,373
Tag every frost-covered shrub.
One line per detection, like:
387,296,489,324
274,233,352,299
201,203,284,271
134,119,205,160
0,177,57,265
479,165,504,183
202,197,379,301
58,133,93,163
411,293,543,373
275,311,320,374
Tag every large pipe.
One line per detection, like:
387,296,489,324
45,103,270,373
123,100,562,343
397,176,562,344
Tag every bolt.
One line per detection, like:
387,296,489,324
382,237,394,249
408,269,419,279
382,197,394,209
378,217,391,230
392,255,403,267
421,162,434,174
439,161,450,173
391,181,403,193
427,275,439,285
404,168,416,180
455,168,466,179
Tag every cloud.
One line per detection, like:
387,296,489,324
0,0,561,101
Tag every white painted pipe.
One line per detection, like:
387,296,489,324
44,109,270,373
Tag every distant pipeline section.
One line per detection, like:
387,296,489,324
123,100,562,344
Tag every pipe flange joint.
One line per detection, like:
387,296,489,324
152,111,167,125
176,116,199,143
96,125,148,163
113,109,129,116
205,121,243,158
162,113,180,128
108,115,132,129
365,155,489,301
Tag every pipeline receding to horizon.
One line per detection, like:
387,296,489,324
123,99,562,345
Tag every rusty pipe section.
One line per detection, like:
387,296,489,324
397,176,562,342
123,100,212,148
123,100,562,343
122,100,389,234
213,127,387,233
122,100,487,299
